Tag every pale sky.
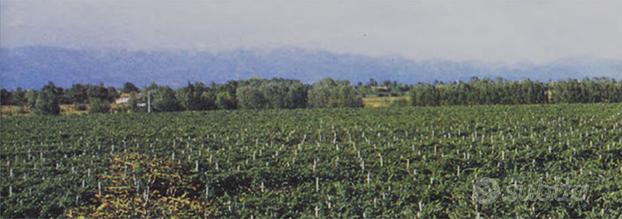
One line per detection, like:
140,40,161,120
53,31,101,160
2,0,622,63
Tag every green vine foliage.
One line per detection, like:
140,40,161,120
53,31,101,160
1,104,621,217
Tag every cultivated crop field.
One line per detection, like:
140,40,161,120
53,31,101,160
1,104,622,218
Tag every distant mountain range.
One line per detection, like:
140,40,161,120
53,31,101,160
1,46,622,89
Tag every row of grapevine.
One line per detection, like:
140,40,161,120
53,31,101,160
1,104,621,217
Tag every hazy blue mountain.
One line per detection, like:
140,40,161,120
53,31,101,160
1,46,622,89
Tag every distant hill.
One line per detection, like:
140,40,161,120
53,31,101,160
1,46,622,89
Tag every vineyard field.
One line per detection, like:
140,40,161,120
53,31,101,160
1,104,622,218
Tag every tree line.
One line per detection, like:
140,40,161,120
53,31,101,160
0,78,361,115
2,77,622,115
409,77,622,106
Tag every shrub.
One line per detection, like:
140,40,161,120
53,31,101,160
307,78,362,108
74,103,88,111
88,98,111,113
34,90,60,115
216,91,236,110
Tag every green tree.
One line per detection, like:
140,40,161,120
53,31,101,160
122,82,140,93
149,86,181,112
88,98,111,113
127,92,142,112
85,83,117,102
410,84,439,106
177,82,216,111
34,83,61,115
308,78,362,108
216,91,236,110
0,89,11,105
67,84,89,104
235,78,307,109
236,84,266,109
10,88,28,106
25,90,38,108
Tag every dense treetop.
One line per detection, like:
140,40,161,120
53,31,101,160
2,77,622,115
